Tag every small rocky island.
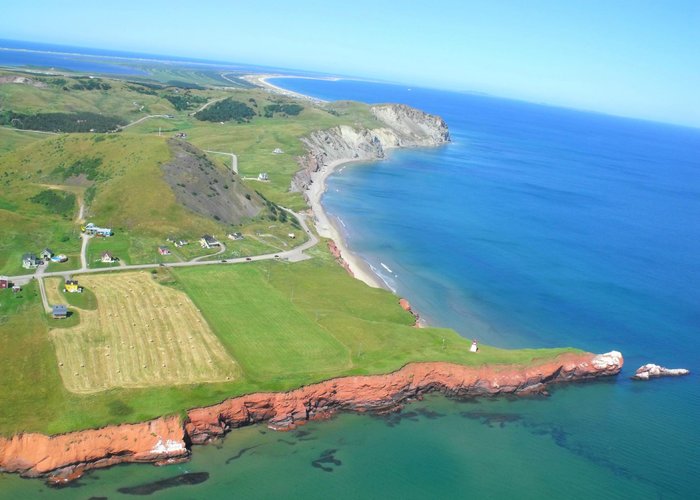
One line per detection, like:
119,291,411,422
631,364,690,381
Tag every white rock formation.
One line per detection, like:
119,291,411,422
632,364,690,380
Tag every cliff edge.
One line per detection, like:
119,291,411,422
292,103,450,194
0,352,622,483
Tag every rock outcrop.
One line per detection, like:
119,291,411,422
0,416,187,484
631,363,690,381
0,352,622,483
185,351,623,443
292,104,450,194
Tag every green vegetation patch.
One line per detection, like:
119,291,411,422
263,103,304,117
29,189,76,218
1,111,126,133
53,156,107,181
195,98,255,123
163,93,207,111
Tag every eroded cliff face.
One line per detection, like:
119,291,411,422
186,351,622,442
0,416,188,484
0,352,622,483
292,103,450,193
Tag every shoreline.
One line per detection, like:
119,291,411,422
242,73,385,289
0,352,624,483
305,157,385,289
242,74,333,104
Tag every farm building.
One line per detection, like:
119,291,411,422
227,232,244,241
52,305,68,319
272,148,284,154
22,253,42,269
100,251,116,263
158,246,171,256
258,172,269,181
40,248,53,261
83,223,113,237
200,235,221,249
174,239,188,248
0,276,8,289
64,280,82,293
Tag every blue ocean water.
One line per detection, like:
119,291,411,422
1,71,699,497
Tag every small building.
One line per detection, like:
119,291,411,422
22,253,41,270
0,276,9,289
174,132,187,139
200,235,220,249
258,172,269,181
52,305,68,319
174,239,188,248
470,339,479,353
40,248,54,261
100,251,116,263
158,246,171,256
83,223,113,237
227,232,244,241
288,233,296,239
11,284,21,293
272,148,284,154
64,280,82,293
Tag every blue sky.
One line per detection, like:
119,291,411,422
1,0,698,127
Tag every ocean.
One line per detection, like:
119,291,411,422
2,76,699,498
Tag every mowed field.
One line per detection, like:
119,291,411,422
45,273,239,393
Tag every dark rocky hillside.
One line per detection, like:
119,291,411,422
161,139,264,225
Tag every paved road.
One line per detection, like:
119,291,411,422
204,150,238,174
9,209,318,284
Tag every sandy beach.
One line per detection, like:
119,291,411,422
241,74,333,104
244,73,385,289
305,158,384,289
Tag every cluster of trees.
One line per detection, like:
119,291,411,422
0,111,125,133
29,189,76,218
263,103,304,117
194,98,255,123
163,93,207,111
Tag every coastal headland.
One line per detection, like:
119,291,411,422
0,351,623,483
0,68,622,485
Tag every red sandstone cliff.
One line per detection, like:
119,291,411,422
0,351,622,483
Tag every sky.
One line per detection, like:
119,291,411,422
1,0,699,127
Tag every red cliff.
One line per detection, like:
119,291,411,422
0,351,622,483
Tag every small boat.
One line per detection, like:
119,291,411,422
380,262,393,273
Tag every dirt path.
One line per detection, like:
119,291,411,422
204,150,238,174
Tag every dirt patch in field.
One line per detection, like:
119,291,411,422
47,272,239,393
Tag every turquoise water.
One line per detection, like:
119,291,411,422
2,78,699,498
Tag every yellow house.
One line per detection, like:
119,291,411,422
64,280,81,293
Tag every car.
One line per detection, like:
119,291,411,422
221,259,227,263
274,255,279,259
246,257,252,261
